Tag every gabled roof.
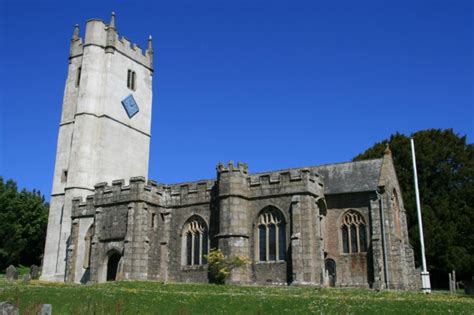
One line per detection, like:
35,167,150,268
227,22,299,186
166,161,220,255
311,159,383,194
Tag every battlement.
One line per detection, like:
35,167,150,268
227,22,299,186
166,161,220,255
114,33,152,68
71,195,95,218
71,12,153,69
92,177,164,197
166,180,215,197
72,176,216,210
248,168,323,187
217,161,249,175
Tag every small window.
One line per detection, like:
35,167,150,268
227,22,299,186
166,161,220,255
61,169,68,183
127,69,136,90
341,210,367,254
151,213,156,229
76,67,81,87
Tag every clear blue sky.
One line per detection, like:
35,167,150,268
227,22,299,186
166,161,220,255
0,0,472,199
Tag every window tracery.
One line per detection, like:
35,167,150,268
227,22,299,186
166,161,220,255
257,208,286,261
341,210,367,254
183,217,208,266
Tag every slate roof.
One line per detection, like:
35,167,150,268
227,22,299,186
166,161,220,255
310,159,383,195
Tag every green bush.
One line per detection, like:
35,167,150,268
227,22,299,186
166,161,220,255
206,248,249,284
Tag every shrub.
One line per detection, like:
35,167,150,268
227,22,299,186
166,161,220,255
206,248,249,284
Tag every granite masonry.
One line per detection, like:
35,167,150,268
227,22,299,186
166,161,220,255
44,14,418,290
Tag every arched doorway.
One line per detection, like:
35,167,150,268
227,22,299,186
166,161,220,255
325,259,336,287
106,252,121,281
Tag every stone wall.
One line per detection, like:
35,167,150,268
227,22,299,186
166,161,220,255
67,158,417,290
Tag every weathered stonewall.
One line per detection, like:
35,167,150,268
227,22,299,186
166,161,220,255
40,304,52,315
0,302,19,315
5,266,18,282
30,265,40,280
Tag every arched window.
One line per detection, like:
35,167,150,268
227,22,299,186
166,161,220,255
257,208,286,262
183,217,208,266
341,210,367,254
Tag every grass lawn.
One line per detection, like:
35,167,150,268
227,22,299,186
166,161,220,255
0,279,473,314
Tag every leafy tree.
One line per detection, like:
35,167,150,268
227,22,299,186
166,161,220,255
353,129,474,288
0,177,49,271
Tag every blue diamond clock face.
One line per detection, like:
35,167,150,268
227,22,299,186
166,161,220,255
121,94,139,118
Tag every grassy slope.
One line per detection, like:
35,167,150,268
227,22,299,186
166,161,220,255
0,280,473,314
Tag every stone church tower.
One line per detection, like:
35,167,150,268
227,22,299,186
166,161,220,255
41,13,154,281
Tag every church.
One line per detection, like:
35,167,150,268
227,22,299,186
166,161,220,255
41,14,418,290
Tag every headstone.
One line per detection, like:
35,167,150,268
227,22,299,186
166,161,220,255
465,280,474,296
0,302,19,315
22,274,31,283
30,265,40,280
40,304,52,315
5,266,18,282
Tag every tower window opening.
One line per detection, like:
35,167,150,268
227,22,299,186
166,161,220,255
76,66,81,87
151,213,156,229
127,69,136,90
61,169,68,183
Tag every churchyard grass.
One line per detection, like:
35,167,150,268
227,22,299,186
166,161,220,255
0,279,473,314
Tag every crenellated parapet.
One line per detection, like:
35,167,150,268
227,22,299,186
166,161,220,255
216,161,325,199
249,168,323,186
164,180,215,207
71,176,216,216
70,12,153,70
92,177,164,206
216,161,249,175
71,195,95,218
248,167,324,198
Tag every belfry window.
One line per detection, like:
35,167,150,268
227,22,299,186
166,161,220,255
257,208,286,262
183,217,208,266
341,210,367,254
127,69,136,90
76,66,81,87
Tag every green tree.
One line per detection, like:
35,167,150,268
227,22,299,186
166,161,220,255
0,177,49,271
354,129,474,288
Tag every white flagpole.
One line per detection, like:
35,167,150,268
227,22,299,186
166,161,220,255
410,137,431,293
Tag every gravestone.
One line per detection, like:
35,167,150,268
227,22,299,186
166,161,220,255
465,280,474,296
22,274,31,283
30,265,40,280
5,266,18,282
0,302,19,315
40,304,52,315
